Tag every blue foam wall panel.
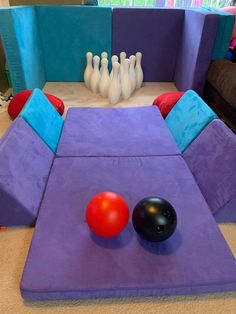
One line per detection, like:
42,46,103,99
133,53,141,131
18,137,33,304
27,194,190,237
0,6,46,93
202,7,235,60
36,5,112,81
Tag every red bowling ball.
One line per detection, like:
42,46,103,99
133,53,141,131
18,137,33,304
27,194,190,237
86,192,129,238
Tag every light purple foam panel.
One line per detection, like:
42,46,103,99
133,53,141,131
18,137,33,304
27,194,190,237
0,118,54,226
183,119,236,222
112,8,184,81
57,106,180,157
21,156,236,301
174,9,219,95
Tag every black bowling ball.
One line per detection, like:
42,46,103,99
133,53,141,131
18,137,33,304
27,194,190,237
132,196,177,242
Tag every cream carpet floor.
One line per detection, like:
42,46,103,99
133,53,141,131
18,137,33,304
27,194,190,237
1,83,236,314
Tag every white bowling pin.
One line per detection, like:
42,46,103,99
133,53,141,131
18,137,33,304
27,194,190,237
120,51,126,79
84,52,93,89
108,62,121,105
135,52,143,89
100,52,108,73
129,55,136,93
90,55,101,94
121,58,132,99
110,55,119,80
99,58,110,98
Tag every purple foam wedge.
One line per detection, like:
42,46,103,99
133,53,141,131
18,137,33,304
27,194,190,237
21,156,236,300
183,119,236,222
0,118,54,226
57,106,180,157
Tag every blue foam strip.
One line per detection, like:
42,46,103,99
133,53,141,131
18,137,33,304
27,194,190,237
20,88,64,153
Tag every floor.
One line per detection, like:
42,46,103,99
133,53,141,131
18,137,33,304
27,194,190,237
1,82,236,314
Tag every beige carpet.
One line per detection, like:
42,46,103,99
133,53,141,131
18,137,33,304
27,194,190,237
1,83,236,313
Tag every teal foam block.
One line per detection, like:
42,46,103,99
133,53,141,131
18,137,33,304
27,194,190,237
20,88,64,153
36,5,112,81
165,90,218,153
202,7,235,60
0,6,46,93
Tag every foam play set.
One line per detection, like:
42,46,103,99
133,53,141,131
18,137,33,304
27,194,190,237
0,4,236,303
0,87,236,300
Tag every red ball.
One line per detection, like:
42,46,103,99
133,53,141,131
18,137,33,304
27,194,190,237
86,192,129,238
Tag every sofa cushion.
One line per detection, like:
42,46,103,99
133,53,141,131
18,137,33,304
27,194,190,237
165,90,218,152
57,106,180,157
0,118,54,226
207,60,236,108
183,119,236,222
20,88,64,153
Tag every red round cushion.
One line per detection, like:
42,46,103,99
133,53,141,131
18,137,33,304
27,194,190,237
152,91,185,118
8,90,65,119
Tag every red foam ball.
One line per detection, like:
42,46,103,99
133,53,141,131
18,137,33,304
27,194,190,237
86,192,130,238
8,90,65,119
153,91,185,118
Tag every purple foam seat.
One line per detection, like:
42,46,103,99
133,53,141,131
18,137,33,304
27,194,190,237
0,118,54,226
183,119,236,222
57,106,180,157
21,156,236,301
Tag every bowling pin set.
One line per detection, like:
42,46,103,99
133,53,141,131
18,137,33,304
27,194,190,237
84,51,144,104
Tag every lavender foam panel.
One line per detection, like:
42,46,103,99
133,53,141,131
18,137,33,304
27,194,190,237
21,156,236,300
57,106,180,157
112,8,184,82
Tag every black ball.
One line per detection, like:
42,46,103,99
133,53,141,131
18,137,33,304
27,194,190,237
132,196,177,242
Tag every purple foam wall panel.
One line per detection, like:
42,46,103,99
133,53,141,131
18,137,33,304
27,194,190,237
112,8,184,82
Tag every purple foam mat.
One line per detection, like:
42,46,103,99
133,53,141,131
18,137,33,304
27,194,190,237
57,106,180,157
21,156,236,301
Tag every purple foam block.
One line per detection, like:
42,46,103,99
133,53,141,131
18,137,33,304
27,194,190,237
21,156,236,301
0,118,54,226
183,119,236,222
174,10,219,95
112,8,184,82
57,106,180,157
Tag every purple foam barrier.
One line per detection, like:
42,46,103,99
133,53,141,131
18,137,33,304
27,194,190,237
21,156,236,301
57,106,180,157
183,119,236,222
112,8,184,82
174,9,219,96
0,118,54,226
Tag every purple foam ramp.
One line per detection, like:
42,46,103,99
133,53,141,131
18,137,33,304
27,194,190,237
183,119,236,222
57,106,180,157
112,8,184,82
21,156,236,301
0,118,54,226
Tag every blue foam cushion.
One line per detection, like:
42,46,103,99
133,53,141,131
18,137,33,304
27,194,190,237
37,6,112,81
165,90,218,152
0,7,46,93
20,88,64,152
